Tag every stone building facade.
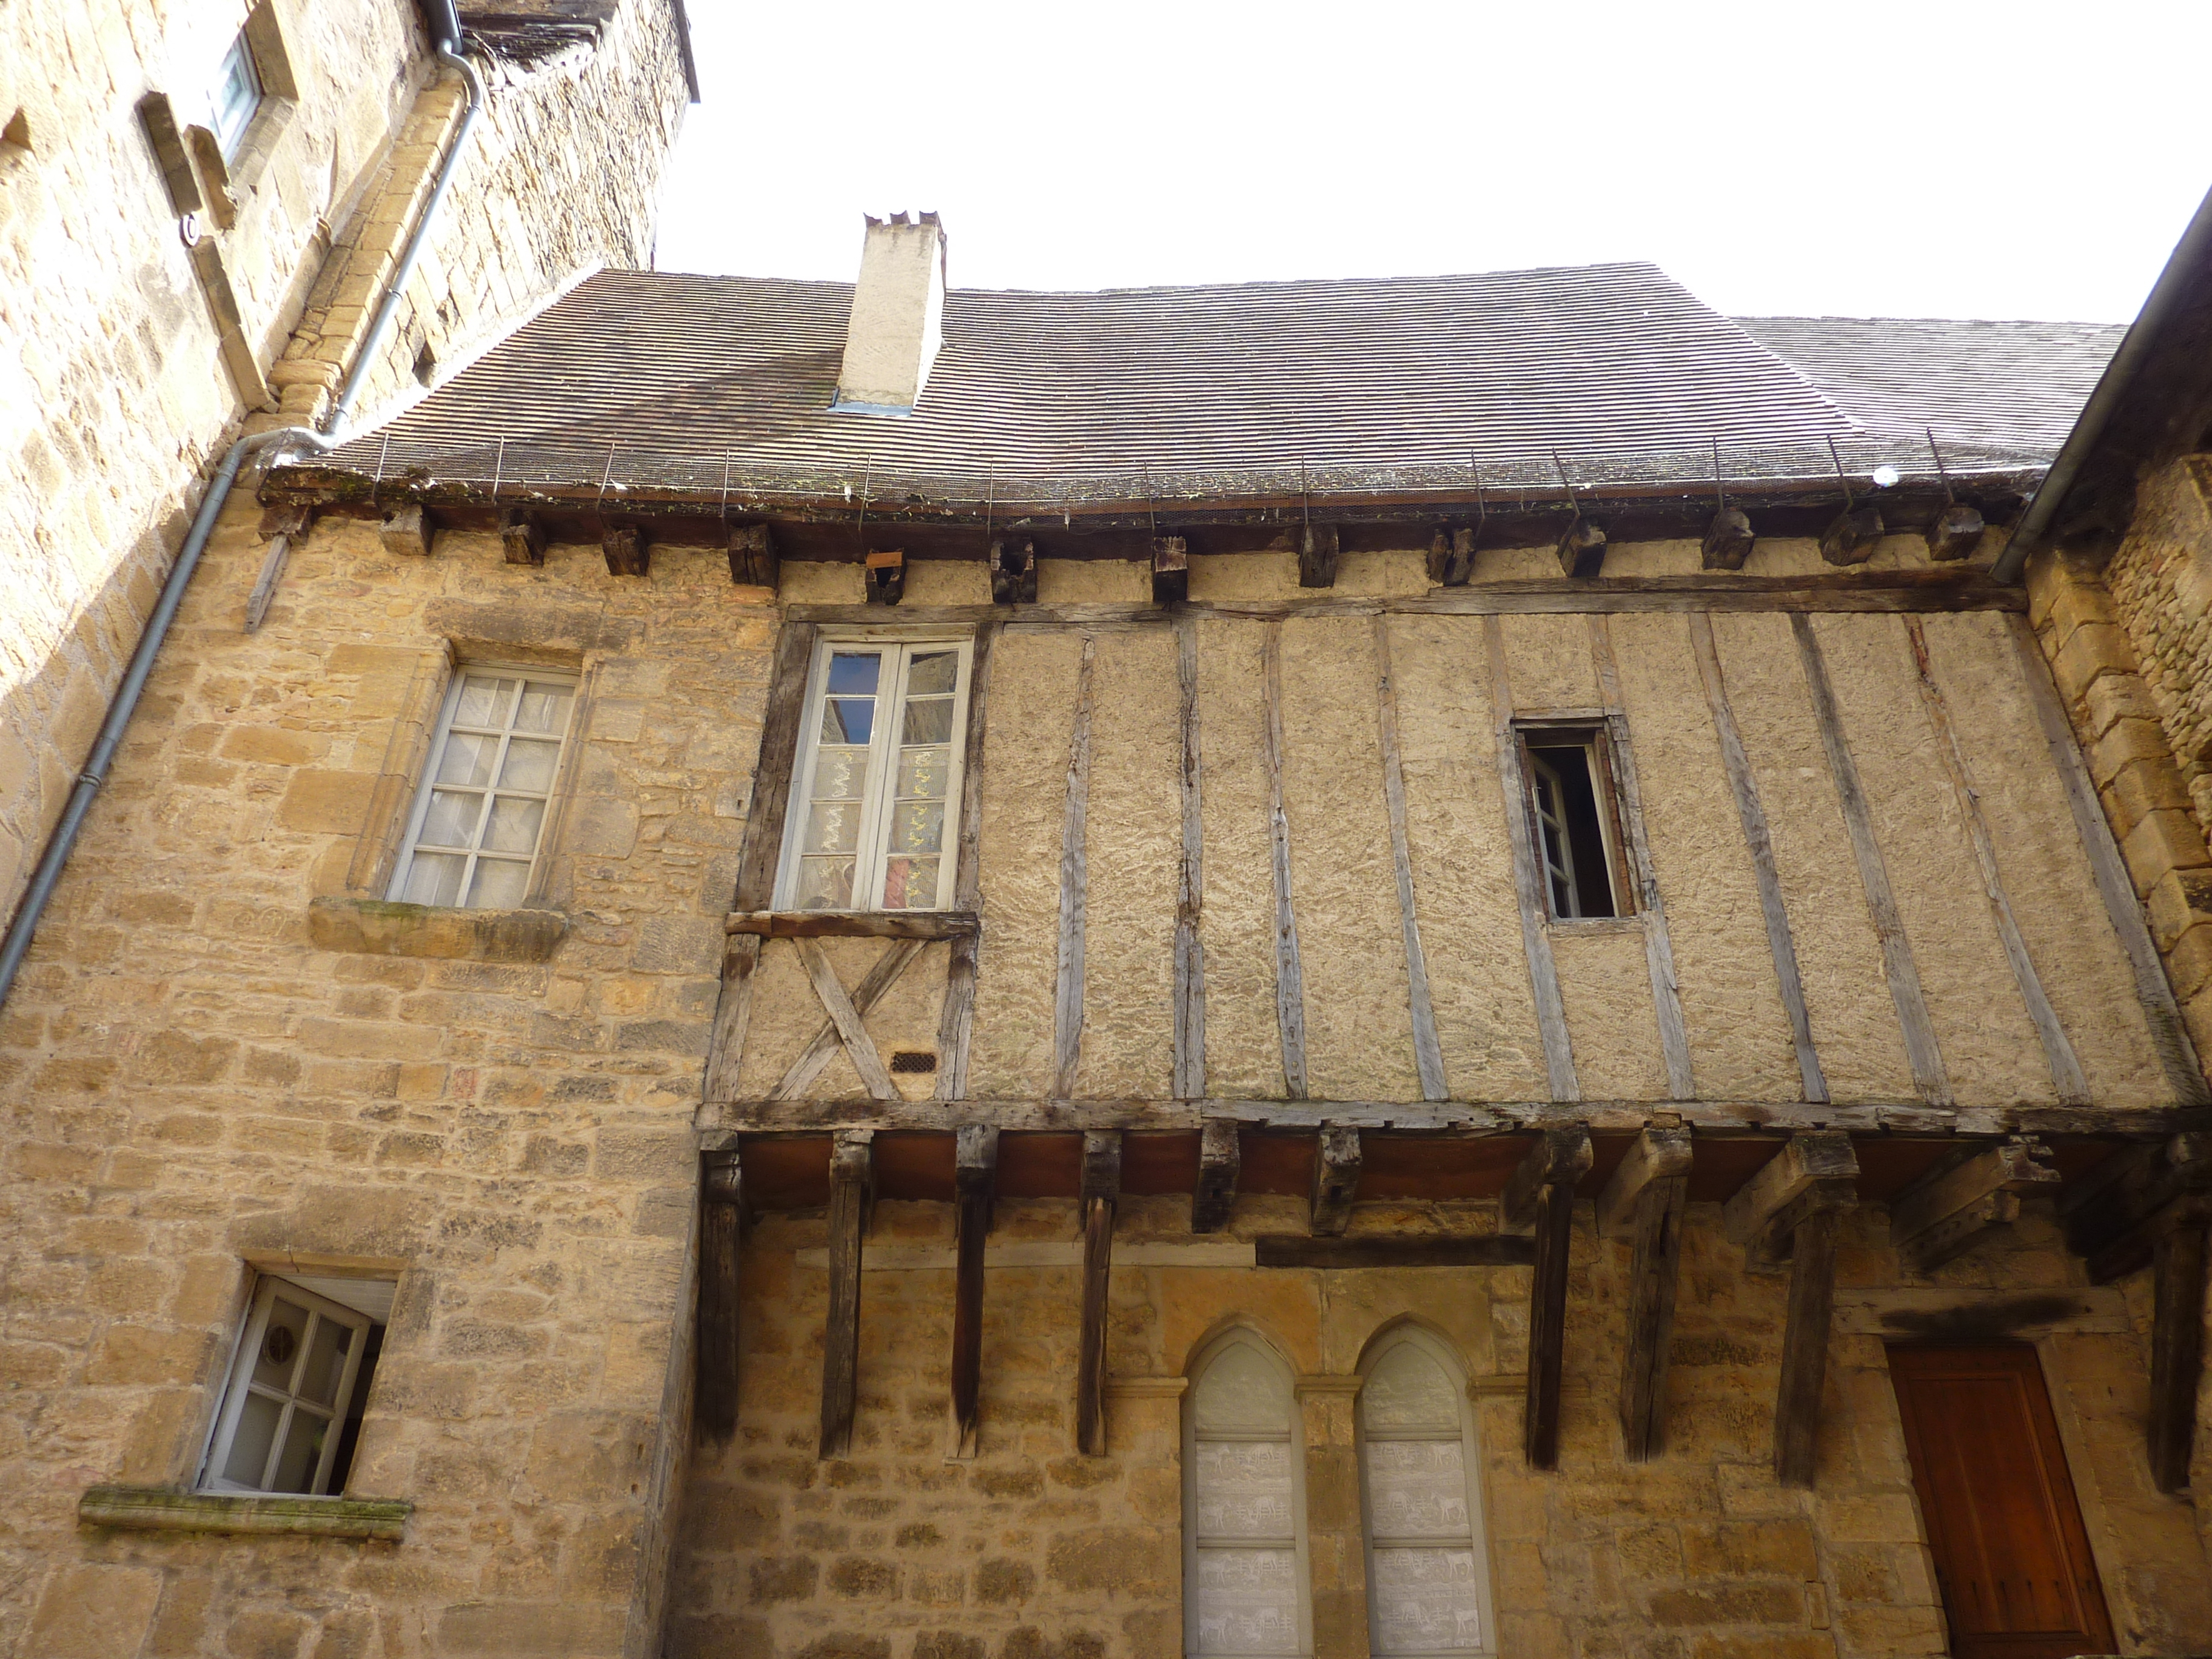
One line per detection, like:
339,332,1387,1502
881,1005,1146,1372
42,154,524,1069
4,197,2212,1659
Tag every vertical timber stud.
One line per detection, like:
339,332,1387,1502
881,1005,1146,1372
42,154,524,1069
935,622,997,1102
1193,1119,1241,1233
1299,523,1339,588
1374,617,1447,1100
1152,536,1189,605
1174,617,1207,1099
2150,1218,2209,1492
948,1125,999,1460
1504,1126,1592,1469
728,523,777,587
1723,1131,1859,1487
1263,622,1310,1098
1076,1131,1121,1455
820,1130,874,1460
1598,1124,1692,1461
1053,637,1098,1099
1310,1125,1362,1237
697,1148,743,1441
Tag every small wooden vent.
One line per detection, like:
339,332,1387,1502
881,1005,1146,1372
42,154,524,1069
889,1050,938,1074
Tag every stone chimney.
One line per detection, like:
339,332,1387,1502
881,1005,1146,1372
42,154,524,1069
832,211,947,415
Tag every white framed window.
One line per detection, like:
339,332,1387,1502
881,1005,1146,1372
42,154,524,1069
1517,723,1633,921
1357,1328,1498,1658
1184,1330,1312,1658
201,1276,391,1496
389,668,578,910
775,634,974,913
208,27,262,159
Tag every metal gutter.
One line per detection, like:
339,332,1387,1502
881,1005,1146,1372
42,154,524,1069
1993,183,2212,584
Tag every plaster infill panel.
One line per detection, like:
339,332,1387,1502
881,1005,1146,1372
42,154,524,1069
1074,628,1179,1100
1388,614,1547,1101
1811,612,2052,1107
1609,612,1800,1101
1549,924,1668,1101
968,629,1085,1098
1276,617,1422,1103
1498,611,1600,714
1196,619,1286,1098
1709,612,1915,1101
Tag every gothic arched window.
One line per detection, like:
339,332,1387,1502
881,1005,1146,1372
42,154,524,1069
1184,1330,1312,1657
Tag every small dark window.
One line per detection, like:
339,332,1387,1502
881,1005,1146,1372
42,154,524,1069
1519,726,1632,921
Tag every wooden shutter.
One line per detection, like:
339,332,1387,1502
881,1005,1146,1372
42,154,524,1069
1886,1346,2114,1659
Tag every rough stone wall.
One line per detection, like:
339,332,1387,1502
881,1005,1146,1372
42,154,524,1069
0,503,770,1655
669,1193,2212,1659
2103,457,2212,836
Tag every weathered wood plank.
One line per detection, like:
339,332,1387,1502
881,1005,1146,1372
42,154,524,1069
1255,1236,1537,1269
1264,621,1311,1099
1300,523,1339,588
1689,615,1827,1104
819,1130,873,1459
1889,1138,2059,1273
1724,1130,1860,1268
770,940,928,1101
1775,1200,1846,1487
2065,1133,2212,1279
1175,616,1208,1101
1151,537,1189,605
700,934,764,1114
735,622,820,908
1618,1155,1688,1461
2149,1218,2208,1493
1589,617,1694,1100
1904,617,2090,1104
1791,615,1952,1107
1484,616,1578,1102
948,1125,998,1460
1310,1125,1362,1237
726,910,979,939
1525,1175,1575,1470
796,938,899,1102
1076,1131,1121,1456
602,522,648,577
1192,1119,1239,1233
728,522,776,587
1374,616,1447,1100
697,1148,743,1441
2007,613,2209,1104
1053,637,1099,1099
936,621,997,1102
1596,1122,1693,1238
1503,1125,1593,1233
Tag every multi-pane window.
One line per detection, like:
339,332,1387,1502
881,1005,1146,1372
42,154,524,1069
1184,1332,1312,1658
202,1276,389,1496
1358,1330,1496,1657
1518,724,1632,920
209,28,262,158
777,637,973,912
390,669,577,910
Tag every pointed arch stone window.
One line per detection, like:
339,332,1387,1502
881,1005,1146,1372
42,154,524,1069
1358,1329,1498,1657
1184,1330,1312,1657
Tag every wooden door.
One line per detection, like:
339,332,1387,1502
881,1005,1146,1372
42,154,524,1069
1886,1346,2115,1659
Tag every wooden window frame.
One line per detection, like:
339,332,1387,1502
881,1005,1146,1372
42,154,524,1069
773,629,976,914
1183,1329,1314,1659
199,1276,380,1497
1513,717,1637,923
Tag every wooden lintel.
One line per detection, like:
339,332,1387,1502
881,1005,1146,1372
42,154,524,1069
1151,536,1189,605
990,537,1037,605
725,909,979,940
1192,1119,1239,1234
2150,1218,2209,1492
500,507,546,567
948,1125,999,1461
1818,504,1883,565
819,1130,873,1459
865,546,905,605
1557,517,1607,578
1774,1201,1845,1487
1427,526,1476,587
602,521,647,577
1724,1130,1860,1269
1925,502,1986,561
1502,1126,1592,1233
1076,1131,1121,1456
1310,1125,1362,1236
697,1148,742,1441
1299,523,1339,588
1889,1138,2059,1273
1256,1236,1535,1269
1701,507,1755,571
728,522,777,587
2064,1133,2212,1280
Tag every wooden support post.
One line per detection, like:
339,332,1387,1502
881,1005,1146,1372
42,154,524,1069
2149,1217,2208,1493
1701,507,1755,571
1724,1131,1859,1487
1427,526,1476,586
948,1125,998,1460
1818,504,1883,565
380,504,434,558
819,1130,873,1460
865,547,905,605
935,621,996,1103
501,508,546,567
602,522,647,577
1925,502,1985,561
1505,1127,1592,1471
1151,536,1189,605
990,537,1036,605
1310,1125,1362,1237
697,1148,743,1441
1888,1138,2059,1274
1557,517,1607,578
1076,1131,1121,1456
1192,1119,1239,1233
728,523,777,587
1299,523,1339,588
1600,1125,1692,1462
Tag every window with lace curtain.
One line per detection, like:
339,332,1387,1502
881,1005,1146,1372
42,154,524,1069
1184,1330,1312,1658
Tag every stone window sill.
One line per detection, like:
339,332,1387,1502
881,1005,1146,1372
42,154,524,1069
308,896,567,962
79,1484,409,1541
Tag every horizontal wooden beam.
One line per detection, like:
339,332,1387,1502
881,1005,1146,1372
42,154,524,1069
1724,1131,1860,1269
725,909,979,940
1255,1236,1536,1269
2064,1133,2212,1281
1889,1138,2059,1273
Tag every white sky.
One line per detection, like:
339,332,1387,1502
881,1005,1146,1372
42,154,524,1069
654,0,2210,323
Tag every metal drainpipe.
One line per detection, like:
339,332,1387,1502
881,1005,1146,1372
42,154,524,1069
0,33,487,1009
